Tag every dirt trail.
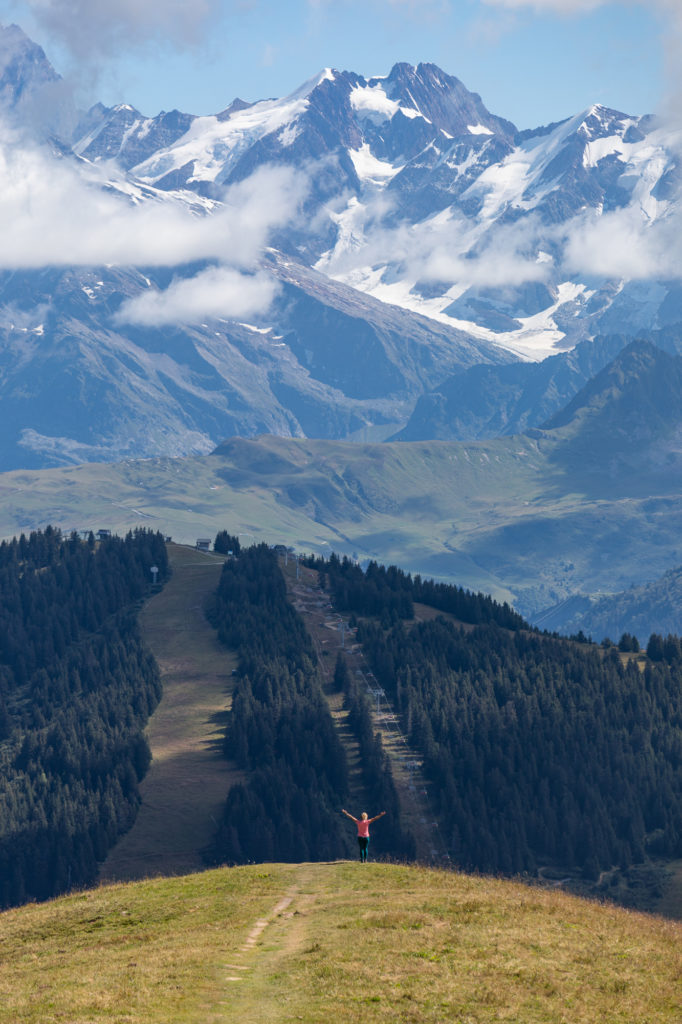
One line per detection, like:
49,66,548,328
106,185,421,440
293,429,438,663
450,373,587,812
100,544,241,883
210,866,318,1024
283,558,449,863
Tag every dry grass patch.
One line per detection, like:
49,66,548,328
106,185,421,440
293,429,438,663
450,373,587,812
264,863,682,1024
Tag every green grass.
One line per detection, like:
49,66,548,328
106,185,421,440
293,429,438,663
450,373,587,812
0,433,680,616
1,862,680,1024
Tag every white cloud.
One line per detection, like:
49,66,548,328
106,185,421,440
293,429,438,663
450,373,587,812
424,216,551,288
562,205,682,280
322,162,682,297
0,301,51,331
324,201,551,291
19,0,225,59
261,42,277,67
0,142,305,269
0,118,306,323
116,266,280,326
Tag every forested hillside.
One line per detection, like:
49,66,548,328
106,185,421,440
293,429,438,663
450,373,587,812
206,544,414,864
0,527,168,908
315,553,525,630
315,555,682,881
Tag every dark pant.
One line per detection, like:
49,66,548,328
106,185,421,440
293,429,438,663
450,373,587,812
358,836,369,861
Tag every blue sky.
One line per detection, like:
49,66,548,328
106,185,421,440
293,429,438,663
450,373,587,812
0,0,670,129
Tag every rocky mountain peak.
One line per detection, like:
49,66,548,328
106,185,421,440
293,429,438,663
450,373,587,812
0,22,59,107
380,60,516,140
0,22,78,141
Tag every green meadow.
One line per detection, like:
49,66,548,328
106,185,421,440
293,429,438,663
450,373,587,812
0,433,679,616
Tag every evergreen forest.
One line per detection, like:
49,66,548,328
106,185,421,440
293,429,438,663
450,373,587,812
0,527,168,908
314,555,682,879
312,553,525,630
206,543,414,865
7,523,680,905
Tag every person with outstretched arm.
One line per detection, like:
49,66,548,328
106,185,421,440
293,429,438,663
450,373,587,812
342,808,386,862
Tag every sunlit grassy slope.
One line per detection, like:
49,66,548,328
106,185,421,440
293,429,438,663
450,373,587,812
1,862,680,1024
99,544,238,884
1,433,681,616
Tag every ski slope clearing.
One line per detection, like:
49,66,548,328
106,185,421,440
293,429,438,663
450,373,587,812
100,544,237,883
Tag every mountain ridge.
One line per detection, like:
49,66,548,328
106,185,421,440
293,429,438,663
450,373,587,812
1,24,681,468
0,254,512,470
535,566,682,642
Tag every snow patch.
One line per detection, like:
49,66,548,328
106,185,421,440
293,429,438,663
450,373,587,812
349,144,402,184
239,323,272,334
278,122,301,147
583,134,633,168
468,124,493,136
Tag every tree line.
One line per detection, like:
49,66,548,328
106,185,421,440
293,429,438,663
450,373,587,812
359,615,682,878
306,553,526,630
0,528,168,908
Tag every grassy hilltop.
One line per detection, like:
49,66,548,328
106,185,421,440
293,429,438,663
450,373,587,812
1,861,680,1024
1,864,679,1024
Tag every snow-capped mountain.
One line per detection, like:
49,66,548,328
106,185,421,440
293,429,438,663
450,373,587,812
0,22,681,469
70,55,679,362
73,104,196,171
79,63,514,193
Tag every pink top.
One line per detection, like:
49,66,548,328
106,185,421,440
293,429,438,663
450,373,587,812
357,819,370,838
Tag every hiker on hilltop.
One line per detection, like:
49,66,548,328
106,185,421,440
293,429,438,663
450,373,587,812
342,809,386,862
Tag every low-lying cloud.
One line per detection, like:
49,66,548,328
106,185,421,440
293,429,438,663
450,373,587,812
562,204,682,280
116,266,280,326
322,203,553,294
0,121,306,324
322,169,682,299
0,142,304,269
